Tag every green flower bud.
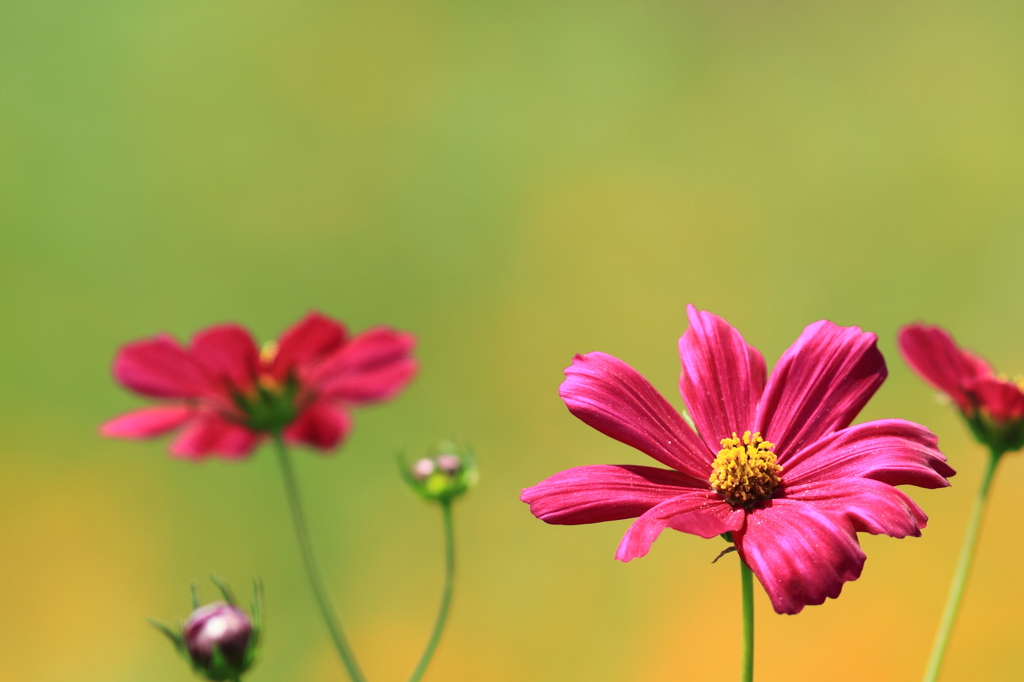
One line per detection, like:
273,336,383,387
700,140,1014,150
401,441,478,503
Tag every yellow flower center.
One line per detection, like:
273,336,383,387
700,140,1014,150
260,340,279,365
709,431,782,508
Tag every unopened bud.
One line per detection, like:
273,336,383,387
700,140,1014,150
412,458,436,481
436,453,462,475
184,603,252,670
150,578,262,681
401,441,478,503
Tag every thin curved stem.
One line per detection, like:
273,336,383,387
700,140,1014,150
272,432,367,682
740,558,754,682
408,500,456,682
922,447,1002,682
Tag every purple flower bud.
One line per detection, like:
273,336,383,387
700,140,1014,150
183,602,252,669
436,453,462,475
412,457,436,481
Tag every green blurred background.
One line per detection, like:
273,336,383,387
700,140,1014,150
3,0,1024,680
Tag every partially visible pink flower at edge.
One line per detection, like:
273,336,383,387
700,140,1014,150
101,312,417,459
521,305,955,615
898,323,1024,427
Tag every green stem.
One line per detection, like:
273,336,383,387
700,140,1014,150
922,447,1002,682
272,432,367,682
408,500,456,682
740,558,754,682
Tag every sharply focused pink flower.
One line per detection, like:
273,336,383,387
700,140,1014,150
522,306,954,615
102,312,417,459
898,323,1024,452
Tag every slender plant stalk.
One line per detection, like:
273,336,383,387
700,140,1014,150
408,499,456,682
922,447,1002,682
740,559,754,682
272,431,368,682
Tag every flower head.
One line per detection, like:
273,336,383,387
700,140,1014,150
521,305,955,615
101,312,417,459
184,603,252,672
898,323,1024,453
151,579,262,681
402,440,478,503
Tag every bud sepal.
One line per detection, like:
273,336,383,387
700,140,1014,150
963,409,1024,458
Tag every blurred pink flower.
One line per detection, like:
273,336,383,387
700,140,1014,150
102,312,416,459
899,323,1024,452
899,323,1024,421
522,306,954,615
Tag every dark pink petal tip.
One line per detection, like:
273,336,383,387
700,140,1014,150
101,406,194,439
782,419,955,490
897,324,992,412
678,305,766,451
559,352,711,484
785,478,929,539
737,500,866,615
316,327,418,404
112,335,211,399
615,491,743,562
758,320,887,458
521,465,698,526
190,325,260,391
271,312,348,379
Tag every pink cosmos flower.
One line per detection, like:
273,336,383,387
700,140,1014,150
898,323,1024,452
102,312,416,459
522,306,954,615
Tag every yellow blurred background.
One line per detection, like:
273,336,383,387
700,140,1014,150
3,0,1024,680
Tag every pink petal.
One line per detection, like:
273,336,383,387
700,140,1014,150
735,499,866,615
784,478,928,538
315,327,417,404
615,491,743,561
755,321,886,459
283,402,352,450
270,312,347,380
898,324,991,413
678,305,767,452
112,335,211,399
190,325,260,392
101,406,193,438
560,352,712,485
970,376,1024,423
170,413,261,459
521,465,698,525
780,419,954,489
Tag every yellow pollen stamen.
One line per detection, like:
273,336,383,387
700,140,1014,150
995,372,1024,394
709,430,782,508
260,340,279,365
258,374,280,392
